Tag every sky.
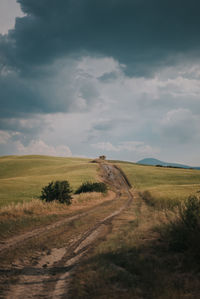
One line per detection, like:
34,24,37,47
0,0,200,165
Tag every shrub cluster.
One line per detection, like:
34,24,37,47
40,180,72,205
40,180,107,204
75,181,107,194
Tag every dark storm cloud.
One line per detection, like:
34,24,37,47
0,73,44,117
1,0,200,75
0,69,75,119
1,0,200,121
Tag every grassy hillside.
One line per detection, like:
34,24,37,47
115,161,200,206
0,155,98,207
1,156,199,208
1,157,200,297
70,163,200,298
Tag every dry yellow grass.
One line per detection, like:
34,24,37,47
70,191,200,298
0,199,67,218
115,161,200,207
0,191,114,218
0,191,115,240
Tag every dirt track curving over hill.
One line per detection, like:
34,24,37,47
1,162,133,299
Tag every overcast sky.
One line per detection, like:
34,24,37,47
0,0,200,165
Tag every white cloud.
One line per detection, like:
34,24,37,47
0,130,20,144
91,141,159,155
0,0,24,35
1,55,200,164
77,56,123,78
162,108,193,124
0,130,11,144
119,141,159,155
15,140,72,157
91,142,119,152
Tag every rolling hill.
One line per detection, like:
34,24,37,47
137,158,200,169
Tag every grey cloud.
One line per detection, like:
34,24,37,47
0,72,46,117
1,0,200,118
0,58,103,118
91,116,134,133
99,72,120,82
1,0,200,164
1,0,200,76
79,82,100,104
93,119,114,131
0,116,49,145
160,109,200,143
93,123,112,131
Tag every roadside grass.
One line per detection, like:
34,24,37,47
70,191,200,299
1,157,200,297
116,162,200,208
0,197,120,295
0,191,114,240
158,196,200,270
139,190,181,210
0,193,123,269
0,155,98,207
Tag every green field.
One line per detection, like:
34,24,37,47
115,161,200,205
1,156,200,297
0,155,98,207
1,156,200,208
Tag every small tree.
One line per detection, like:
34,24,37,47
40,180,72,204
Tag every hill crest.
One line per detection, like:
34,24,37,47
137,158,200,169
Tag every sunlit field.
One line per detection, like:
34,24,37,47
0,155,98,208
115,161,200,206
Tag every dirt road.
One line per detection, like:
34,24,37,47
0,162,133,299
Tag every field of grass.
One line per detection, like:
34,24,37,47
70,192,200,298
0,155,98,208
115,161,200,207
1,156,200,297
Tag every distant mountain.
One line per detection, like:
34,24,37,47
137,158,200,170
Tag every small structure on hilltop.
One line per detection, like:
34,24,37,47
99,155,106,160
90,155,106,163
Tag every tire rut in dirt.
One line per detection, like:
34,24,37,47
3,163,133,299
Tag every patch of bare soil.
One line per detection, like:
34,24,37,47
1,162,133,299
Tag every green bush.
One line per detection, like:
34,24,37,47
40,180,72,204
75,181,107,194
